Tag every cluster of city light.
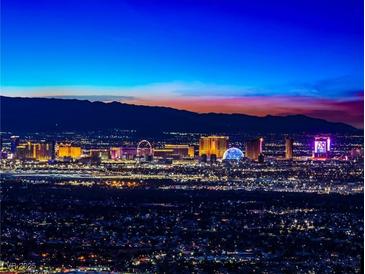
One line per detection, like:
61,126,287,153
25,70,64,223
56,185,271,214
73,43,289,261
1,134,357,165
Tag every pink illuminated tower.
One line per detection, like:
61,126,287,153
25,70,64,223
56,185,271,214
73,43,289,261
313,136,331,159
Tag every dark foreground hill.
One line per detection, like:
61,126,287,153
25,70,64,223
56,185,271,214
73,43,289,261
0,96,359,134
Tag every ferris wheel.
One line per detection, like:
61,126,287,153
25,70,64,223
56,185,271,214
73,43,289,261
137,140,153,157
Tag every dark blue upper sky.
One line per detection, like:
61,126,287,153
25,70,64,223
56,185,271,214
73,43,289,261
1,0,364,126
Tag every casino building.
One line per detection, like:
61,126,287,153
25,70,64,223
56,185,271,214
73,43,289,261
313,136,331,159
199,136,228,160
245,138,263,161
285,137,294,159
56,143,82,160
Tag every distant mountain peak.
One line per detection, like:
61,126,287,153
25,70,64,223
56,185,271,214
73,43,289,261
0,96,358,134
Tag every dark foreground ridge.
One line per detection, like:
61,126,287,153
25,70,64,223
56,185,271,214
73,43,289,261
0,96,358,133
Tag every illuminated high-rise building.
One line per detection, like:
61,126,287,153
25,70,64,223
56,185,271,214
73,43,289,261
285,137,294,159
57,144,82,159
313,136,331,159
165,144,195,158
154,144,195,159
245,138,263,161
15,141,53,161
10,135,20,154
199,136,228,159
34,142,53,161
110,147,122,160
188,146,195,158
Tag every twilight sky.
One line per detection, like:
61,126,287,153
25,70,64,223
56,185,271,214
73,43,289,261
1,0,364,127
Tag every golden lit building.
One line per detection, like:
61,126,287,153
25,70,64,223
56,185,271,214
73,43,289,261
154,144,195,159
34,142,53,161
285,137,294,159
165,144,195,158
245,138,263,161
57,144,82,159
16,142,53,161
188,146,195,158
199,136,228,159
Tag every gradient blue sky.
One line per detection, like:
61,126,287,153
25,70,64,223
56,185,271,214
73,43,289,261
1,0,364,127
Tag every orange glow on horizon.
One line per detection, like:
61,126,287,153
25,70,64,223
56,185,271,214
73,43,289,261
123,95,363,128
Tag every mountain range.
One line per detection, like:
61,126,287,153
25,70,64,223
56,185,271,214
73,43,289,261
0,96,359,134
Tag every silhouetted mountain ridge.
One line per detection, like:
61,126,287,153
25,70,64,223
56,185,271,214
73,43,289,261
0,96,358,134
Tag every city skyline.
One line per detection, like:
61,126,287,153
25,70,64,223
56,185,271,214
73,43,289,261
1,0,364,128
1,1,363,272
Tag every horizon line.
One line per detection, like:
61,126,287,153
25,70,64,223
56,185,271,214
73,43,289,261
1,94,362,130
